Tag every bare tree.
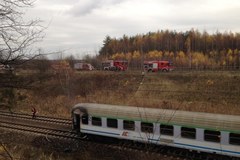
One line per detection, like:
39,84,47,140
0,0,44,65
0,0,45,110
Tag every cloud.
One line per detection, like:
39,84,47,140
67,0,126,16
69,1,100,16
26,0,240,58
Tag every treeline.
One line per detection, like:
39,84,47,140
99,29,240,69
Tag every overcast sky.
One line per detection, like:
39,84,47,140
27,0,240,58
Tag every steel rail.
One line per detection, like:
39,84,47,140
0,110,72,125
0,120,79,140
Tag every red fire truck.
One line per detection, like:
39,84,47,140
102,60,128,71
144,60,174,72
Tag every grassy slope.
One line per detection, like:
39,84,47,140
133,71,240,114
10,70,240,116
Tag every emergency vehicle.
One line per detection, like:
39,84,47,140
144,60,174,72
102,60,128,71
74,63,94,71
0,64,14,73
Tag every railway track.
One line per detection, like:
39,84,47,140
0,110,78,140
0,110,72,125
0,120,79,139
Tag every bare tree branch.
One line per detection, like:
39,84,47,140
0,142,14,160
0,0,45,65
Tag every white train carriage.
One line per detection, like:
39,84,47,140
72,103,240,157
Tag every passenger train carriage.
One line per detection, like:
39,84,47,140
72,103,240,158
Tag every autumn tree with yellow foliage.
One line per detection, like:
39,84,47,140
99,29,240,70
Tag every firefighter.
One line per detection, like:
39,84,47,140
31,107,37,119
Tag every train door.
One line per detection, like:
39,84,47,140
82,114,89,125
73,114,80,132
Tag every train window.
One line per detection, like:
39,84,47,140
81,114,88,125
229,133,240,145
123,120,135,130
181,127,196,139
92,117,102,126
204,130,220,142
107,118,118,128
141,122,153,133
160,124,173,136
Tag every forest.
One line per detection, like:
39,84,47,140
99,29,240,69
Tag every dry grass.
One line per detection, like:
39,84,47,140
126,71,240,115
5,70,240,117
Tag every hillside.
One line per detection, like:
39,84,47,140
1,70,239,117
